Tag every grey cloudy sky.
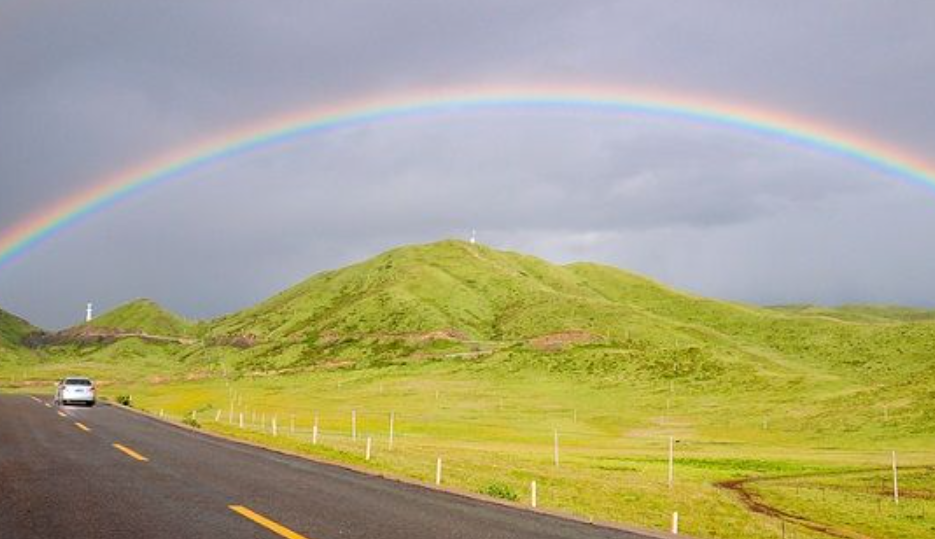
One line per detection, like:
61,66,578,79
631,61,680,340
2,1,935,329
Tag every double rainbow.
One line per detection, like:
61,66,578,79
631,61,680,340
2,84,933,270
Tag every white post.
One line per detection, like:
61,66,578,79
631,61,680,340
366,437,372,461
272,416,278,437
389,412,395,450
313,415,319,445
435,457,443,485
668,436,675,488
531,481,538,508
553,429,560,467
892,450,899,504
215,410,222,422
352,410,358,441
160,409,164,418
671,512,679,535
239,412,244,429
229,401,234,424
191,410,197,421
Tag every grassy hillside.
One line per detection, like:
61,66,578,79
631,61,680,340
83,298,195,337
0,308,34,344
203,241,935,389
206,241,757,375
0,308,35,359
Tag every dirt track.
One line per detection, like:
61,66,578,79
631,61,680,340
716,466,934,539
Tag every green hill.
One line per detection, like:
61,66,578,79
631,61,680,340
83,298,194,337
203,240,935,385
0,308,35,349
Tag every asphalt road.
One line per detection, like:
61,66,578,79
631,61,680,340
0,394,666,539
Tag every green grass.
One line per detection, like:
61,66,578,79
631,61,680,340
0,307,35,352
3,239,935,539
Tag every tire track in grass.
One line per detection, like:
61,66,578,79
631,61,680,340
717,466,935,539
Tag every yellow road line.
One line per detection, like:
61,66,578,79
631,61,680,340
229,505,312,539
113,443,149,462
75,422,91,432
57,411,68,418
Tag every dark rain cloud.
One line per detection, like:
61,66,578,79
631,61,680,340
1,0,934,328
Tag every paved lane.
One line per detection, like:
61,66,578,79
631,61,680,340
0,394,669,539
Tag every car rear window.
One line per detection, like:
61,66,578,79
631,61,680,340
64,378,92,386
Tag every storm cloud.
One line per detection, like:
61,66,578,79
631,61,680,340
2,1,935,328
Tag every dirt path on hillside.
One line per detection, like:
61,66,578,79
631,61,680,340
716,466,934,539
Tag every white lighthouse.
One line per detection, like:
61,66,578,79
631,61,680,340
85,302,93,323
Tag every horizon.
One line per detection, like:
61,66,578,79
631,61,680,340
8,238,934,332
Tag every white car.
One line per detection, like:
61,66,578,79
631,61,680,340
55,377,96,406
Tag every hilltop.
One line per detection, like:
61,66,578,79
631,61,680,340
84,298,194,337
20,298,198,349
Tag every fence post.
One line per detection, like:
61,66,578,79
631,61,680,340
352,410,358,441
531,481,537,508
671,512,679,535
366,437,372,461
668,436,675,488
553,429,560,467
435,457,443,485
892,450,900,504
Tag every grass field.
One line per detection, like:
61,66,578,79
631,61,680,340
4,354,933,539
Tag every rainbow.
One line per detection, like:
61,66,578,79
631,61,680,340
2,83,934,270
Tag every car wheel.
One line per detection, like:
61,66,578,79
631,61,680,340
87,401,95,407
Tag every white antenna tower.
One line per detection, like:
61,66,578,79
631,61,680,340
85,302,94,323
470,229,476,245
